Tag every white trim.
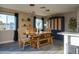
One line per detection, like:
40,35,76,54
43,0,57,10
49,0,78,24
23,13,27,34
0,40,14,44
0,12,15,15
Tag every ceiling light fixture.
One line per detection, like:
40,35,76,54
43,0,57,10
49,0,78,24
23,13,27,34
46,9,50,12
29,4,35,6
40,6,46,9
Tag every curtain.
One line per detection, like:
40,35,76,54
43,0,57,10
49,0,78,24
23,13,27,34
14,13,19,41
41,17,44,31
33,16,36,28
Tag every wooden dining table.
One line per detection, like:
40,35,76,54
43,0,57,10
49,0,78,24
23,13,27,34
29,31,53,48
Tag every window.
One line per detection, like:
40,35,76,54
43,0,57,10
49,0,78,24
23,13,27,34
0,14,16,31
35,18,43,30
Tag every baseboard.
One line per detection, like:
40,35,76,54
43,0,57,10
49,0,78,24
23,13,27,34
0,40,14,44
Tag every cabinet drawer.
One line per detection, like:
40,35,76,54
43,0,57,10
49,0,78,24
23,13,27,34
71,36,79,46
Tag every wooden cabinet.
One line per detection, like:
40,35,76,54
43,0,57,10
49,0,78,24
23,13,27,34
51,17,64,31
50,16,65,40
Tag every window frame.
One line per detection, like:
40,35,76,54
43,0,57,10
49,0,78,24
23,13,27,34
33,17,44,31
0,12,16,31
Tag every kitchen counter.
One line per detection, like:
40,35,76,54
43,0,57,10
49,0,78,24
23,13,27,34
58,32,79,36
58,32,79,54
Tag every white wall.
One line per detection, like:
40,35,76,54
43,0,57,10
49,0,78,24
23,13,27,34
77,10,79,32
0,30,14,44
62,9,79,32
64,12,77,32
57,12,77,32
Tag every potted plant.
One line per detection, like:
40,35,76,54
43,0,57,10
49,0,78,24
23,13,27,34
68,17,77,32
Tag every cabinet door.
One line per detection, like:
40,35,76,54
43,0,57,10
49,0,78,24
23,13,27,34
71,36,79,46
51,17,65,40
58,18,62,30
52,17,63,31
54,18,58,30
52,19,54,30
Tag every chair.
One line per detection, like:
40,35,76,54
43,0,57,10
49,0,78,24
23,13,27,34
45,33,53,44
18,29,31,49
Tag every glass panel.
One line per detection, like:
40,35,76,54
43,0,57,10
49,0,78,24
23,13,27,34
0,14,6,23
52,19,54,30
58,18,61,30
36,18,43,30
6,15,16,30
0,14,16,31
0,14,6,30
55,18,57,30
48,20,50,28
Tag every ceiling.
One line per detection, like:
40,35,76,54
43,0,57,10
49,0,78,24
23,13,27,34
0,4,79,16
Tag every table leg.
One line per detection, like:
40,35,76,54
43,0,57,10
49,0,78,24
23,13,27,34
37,40,40,48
